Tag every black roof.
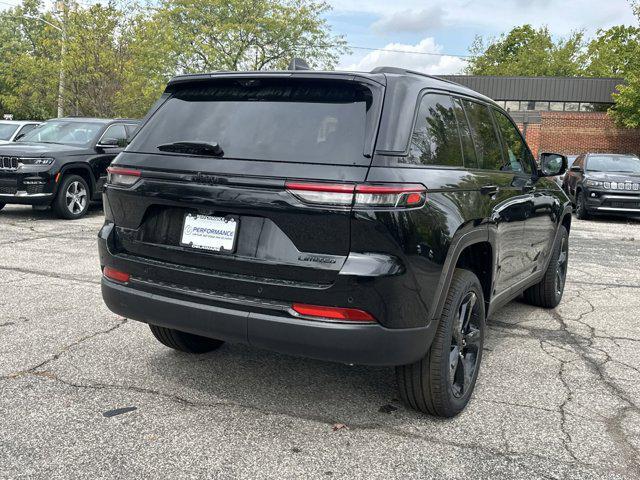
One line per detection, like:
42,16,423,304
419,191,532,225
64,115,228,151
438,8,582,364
166,68,496,103
436,75,624,103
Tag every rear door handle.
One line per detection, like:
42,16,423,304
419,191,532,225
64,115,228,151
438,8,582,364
480,185,499,196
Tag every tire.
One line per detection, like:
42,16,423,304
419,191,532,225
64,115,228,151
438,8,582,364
523,225,569,308
53,174,90,219
149,324,225,354
575,190,590,220
396,269,485,417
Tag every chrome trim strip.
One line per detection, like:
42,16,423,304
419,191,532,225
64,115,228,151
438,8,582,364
596,206,640,213
0,192,53,198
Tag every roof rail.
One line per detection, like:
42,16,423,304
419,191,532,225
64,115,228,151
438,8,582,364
369,66,462,86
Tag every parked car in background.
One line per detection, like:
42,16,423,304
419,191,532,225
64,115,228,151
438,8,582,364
563,153,640,219
0,120,40,144
553,154,577,188
99,67,571,418
0,117,139,219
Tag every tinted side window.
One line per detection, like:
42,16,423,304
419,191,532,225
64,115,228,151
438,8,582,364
462,100,504,171
101,124,127,142
17,124,38,137
452,98,478,169
493,109,533,173
124,124,139,139
408,94,463,167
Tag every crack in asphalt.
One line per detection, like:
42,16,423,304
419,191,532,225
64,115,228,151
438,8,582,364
0,265,100,286
1,319,128,380
8,368,621,478
488,288,640,472
0,231,93,246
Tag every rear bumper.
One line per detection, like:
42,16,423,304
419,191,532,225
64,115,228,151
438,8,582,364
102,277,432,366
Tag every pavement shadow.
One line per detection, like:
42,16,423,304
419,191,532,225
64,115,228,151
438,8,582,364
146,340,405,424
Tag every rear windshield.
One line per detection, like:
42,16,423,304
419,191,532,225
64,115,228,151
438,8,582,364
128,79,374,165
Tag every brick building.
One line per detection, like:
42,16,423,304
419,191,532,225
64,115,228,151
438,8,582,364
438,75,640,158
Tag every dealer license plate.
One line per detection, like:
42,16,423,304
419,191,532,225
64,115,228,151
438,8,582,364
180,214,238,252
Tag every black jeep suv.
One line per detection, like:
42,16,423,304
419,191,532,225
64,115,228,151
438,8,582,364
0,117,139,219
562,153,640,219
99,68,571,417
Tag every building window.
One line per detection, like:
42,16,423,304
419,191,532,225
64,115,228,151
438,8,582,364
565,102,579,112
523,101,536,111
580,102,610,112
534,101,549,111
549,102,564,111
504,101,520,112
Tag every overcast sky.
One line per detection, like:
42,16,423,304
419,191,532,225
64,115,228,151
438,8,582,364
329,0,638,74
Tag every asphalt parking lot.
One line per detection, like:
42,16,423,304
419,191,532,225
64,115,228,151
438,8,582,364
0,204,639,479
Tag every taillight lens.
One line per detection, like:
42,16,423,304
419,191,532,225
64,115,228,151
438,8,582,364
291,303,376,322
285,181,426,209
106,167,141,187
285,181,355,206
103,266,130,283
354,184,427,208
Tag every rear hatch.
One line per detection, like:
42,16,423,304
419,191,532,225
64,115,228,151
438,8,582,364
105,74,385,285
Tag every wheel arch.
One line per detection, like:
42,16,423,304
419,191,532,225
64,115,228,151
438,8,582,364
57,163,96,196
429,226,492,323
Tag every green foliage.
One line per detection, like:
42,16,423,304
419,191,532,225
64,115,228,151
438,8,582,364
584,25,640,77
465,25,586,77
0,0,347,120
467,20,640,129
611,75,640,128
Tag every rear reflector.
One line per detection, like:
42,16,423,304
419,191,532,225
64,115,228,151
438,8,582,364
291,303,375,322
106,167,141,187
285,181,426,209
103,266,130,283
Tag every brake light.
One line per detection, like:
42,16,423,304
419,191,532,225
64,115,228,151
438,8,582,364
291,303,376,322
106,167,141,187
285,181,355,206
285,181,426,209
354,184,427,208
103,266,130,283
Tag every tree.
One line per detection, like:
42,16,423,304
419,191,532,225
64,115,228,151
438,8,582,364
605,3,640,128
0,0,347,120
465,25,586,77
61,3,132,117
584,25,640,77
0,0,60,119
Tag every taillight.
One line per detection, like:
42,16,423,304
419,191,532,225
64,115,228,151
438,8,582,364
291,303,376,322
285,181,426,209
354,184,427,208
103,266,130,283
285,181,355,206
106,167,141,187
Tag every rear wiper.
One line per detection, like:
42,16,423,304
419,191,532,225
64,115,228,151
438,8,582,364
157,141,224,157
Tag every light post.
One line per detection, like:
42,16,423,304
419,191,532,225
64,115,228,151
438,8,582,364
21,14,65,117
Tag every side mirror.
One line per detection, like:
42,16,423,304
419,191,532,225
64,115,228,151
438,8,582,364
539,152,567,177
97,137,119,148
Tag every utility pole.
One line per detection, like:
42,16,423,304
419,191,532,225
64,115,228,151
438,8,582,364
55,0,68,118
